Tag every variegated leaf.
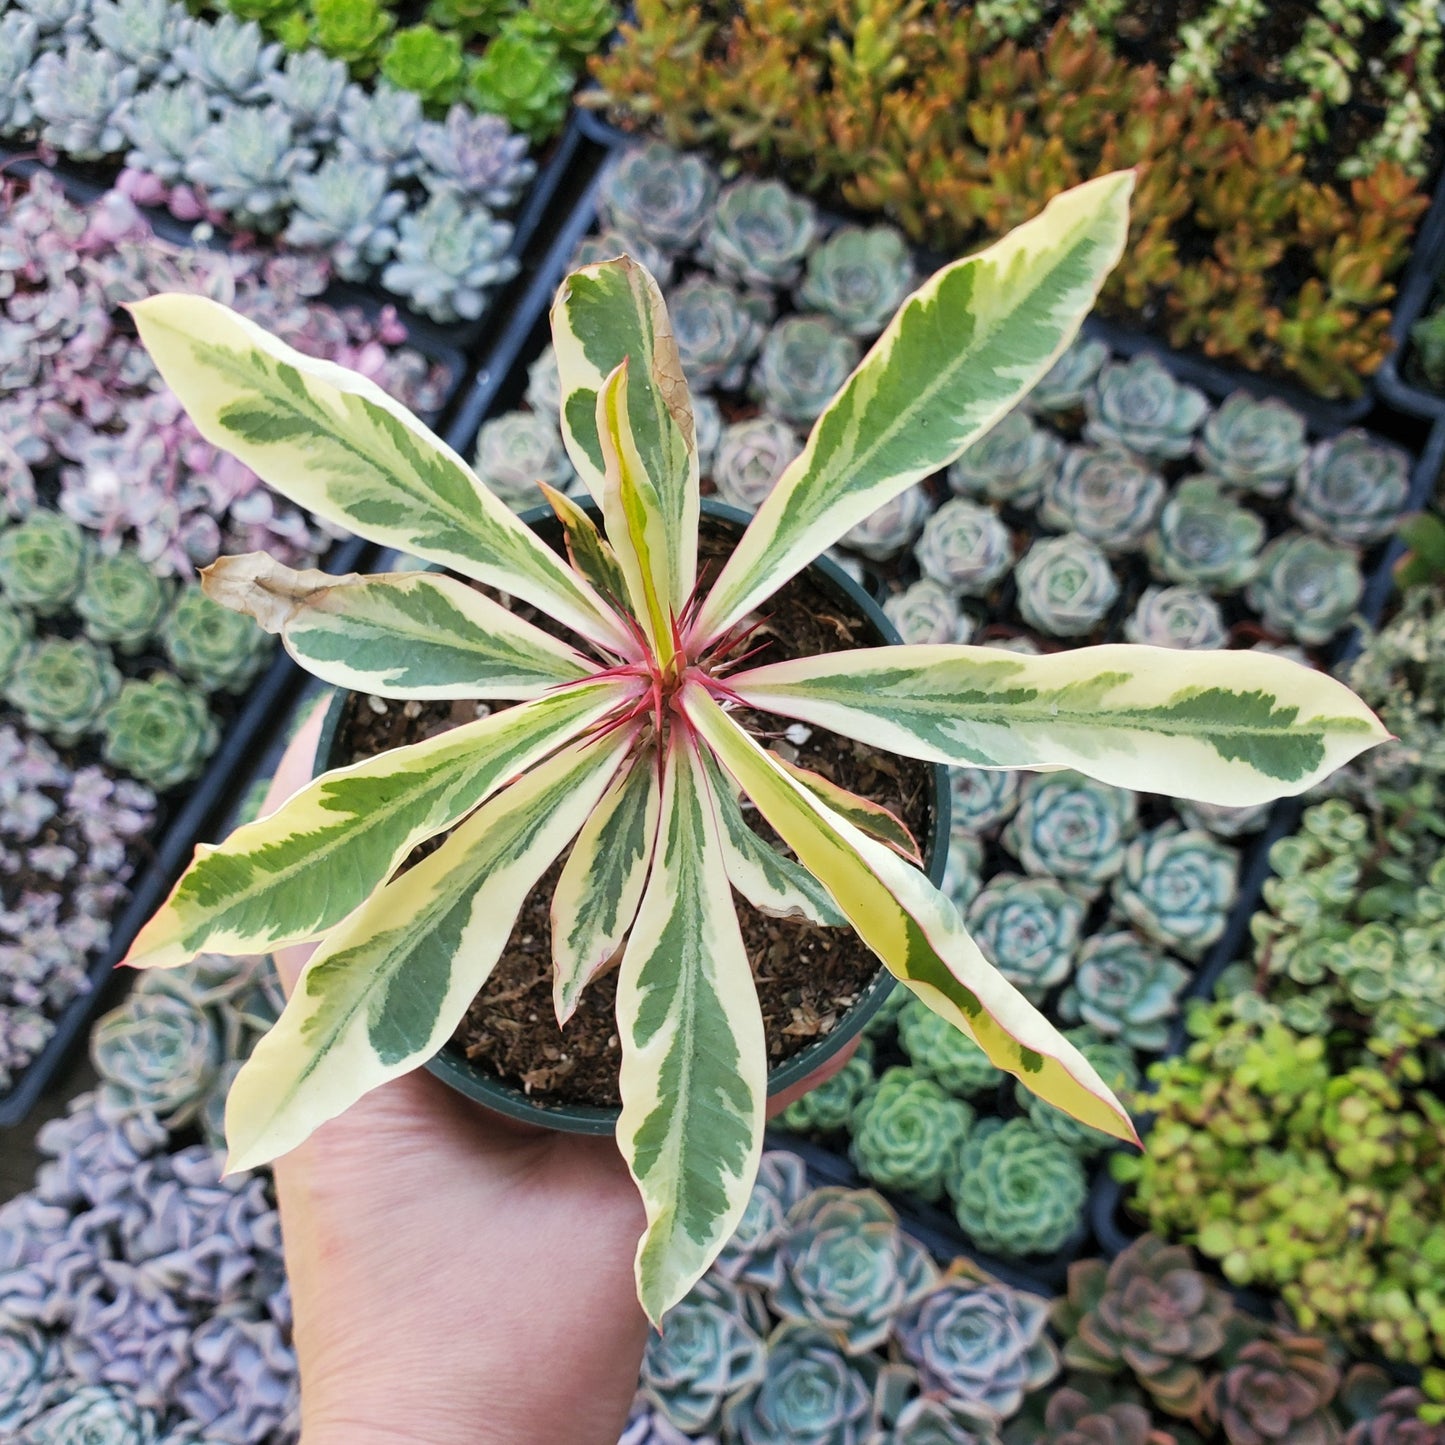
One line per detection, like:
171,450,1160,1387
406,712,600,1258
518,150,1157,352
686,685,1134,1143
596,362,679,662
538,481,632,617
616,732,766,1324
551,751,660,1024
774,755,923,866
123,681,628,970
129,294,633,655
203,554,594,699
729,644,1389,806
225,731,630,1172
701,751,845,926
694,173,1133,638
550,257,698,605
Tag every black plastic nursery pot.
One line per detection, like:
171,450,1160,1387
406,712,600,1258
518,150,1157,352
1374,164,1445,422
312,497,951,1135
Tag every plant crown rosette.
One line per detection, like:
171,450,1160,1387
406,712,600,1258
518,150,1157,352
119,170,1388,1323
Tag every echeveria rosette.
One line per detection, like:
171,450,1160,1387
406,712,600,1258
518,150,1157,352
1206,1334,1342,1444
712,417,802,513
19,1385,163,1445
1054,1235,1232,1421
769,1187,937,1353
946,410,1064,510
849,1067,974,1203
0,1320,58,1436
1246,532,1365,646
90,985,222,1128
915,499,1014,598
949,766,1020,835
597,143,719,253
753,316,862,425
120,172,1386,1325
1084,355,1209,461
724,1323,882,1445
1028,335,1109,414
473,410,577,510
1124,586,1227,651
713,1151,809,1291
797,224,915,337
641,1274,766,1435
1041,447,1165,555
884,580,972,646
4,637,122,746
1002,771,1138,895
1013,534,1120,638
1146,477,1266,592
895,1259,1060,1424
948,1117,1088,1258
1112,824,1238,962
942,829,986,910
966,874,1086,1003
1002,1386,1175,1445
896,995,1002,1099
702,178,819,289
1291,431,1411,546
668,276,767,392
1195,391,1308,498
1060,932,1189,1053
841,486,931,562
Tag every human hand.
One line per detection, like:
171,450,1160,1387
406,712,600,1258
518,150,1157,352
255,701,854,1445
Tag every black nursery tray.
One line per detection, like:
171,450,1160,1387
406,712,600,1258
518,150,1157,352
0,109,591,365
1374,165,1445,422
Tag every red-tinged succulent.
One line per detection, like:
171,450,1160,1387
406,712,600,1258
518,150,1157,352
1055,1236,1231,1420
1206,1333,1342,1445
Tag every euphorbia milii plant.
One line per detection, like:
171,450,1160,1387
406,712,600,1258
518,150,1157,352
123,170,1387,1321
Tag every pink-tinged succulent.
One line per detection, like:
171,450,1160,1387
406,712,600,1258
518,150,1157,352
1207,1334,1343,1444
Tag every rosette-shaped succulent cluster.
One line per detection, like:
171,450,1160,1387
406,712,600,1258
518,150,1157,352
1028,336,1109,414
966,874,1085,1002
0,512,91,616
1002,771,1137,896
947,410,1064,510
949,1118,1087,1258
1055,1236,1231,1419
1246,533,1364,645
1040,448,1165,554
1194,392,1308,497
754,316,862,426
74,551,172,654
670,277,768,392
948,766,1021,835
896,995,1003,1099
1084,356,1209,461
702,178,819,289
1013,534,1119,637
1112,824,1238,961
797,226,914,338
713,418,801,513
1291,432,1411,546
1059,932,1189,1052
849,1067,974,1204
1124,585,1227,650
162,583,271,695
779,1040,876,1135
1147,478,1265,591
883,579,972,646
724,1323,881,1445
915,499,1014,597
473,409,578,510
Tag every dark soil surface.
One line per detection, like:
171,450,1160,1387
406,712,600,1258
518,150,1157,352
332,528,935,1109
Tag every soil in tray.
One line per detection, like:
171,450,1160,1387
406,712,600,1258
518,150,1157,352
332,535,934,1110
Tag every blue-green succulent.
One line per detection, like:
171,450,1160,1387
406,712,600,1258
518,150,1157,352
914,499,1014,597
1146,476,1265,590
1245,531,1364,646
1013,534,1119,638
1194,391,1308,498
1027,335,1109,414
1112,823,1238,962
74,550,171,655
946,410,1064,510
713,1151,809,1292
895,995,1002,1099
769,1188,937,1353
966,874,1086,1001
4,637,121,745
702,178,819,289
724,1323,881,1445
1084,354,1209,460
1059,930,1189,1052
1291,431,1411,546
796,225,914,337
472,411,576,510
779,1041,875,1134
1002,771,1138,894
91,984,222,1127
849,1067,974,1204
712,417,800,512
669,276,766,392
1040,446,1165,554
597,143,719,253
0,511,91,615
883,579,972,646
1123,584,1228,650
162,583,271,694
753,316,862,425
948,765,1020,835
100,673,220,790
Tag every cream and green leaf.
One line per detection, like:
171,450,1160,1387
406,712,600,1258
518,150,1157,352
127,170,1391,1320
203,554,594,700
730,644,1389,806
695,171,1134,639
616,734,765,1323
225,731,631,1173
129,295,633,656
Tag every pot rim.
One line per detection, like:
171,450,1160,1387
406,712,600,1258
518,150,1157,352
314,496,951,1134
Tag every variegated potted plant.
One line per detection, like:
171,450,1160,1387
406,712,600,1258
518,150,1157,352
119,170,1389,1323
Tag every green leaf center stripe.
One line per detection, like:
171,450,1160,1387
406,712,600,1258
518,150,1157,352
730,643,1387,801
282,573,593,697
130,681,623,968
618,737,765,1322
697,175,1131,635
